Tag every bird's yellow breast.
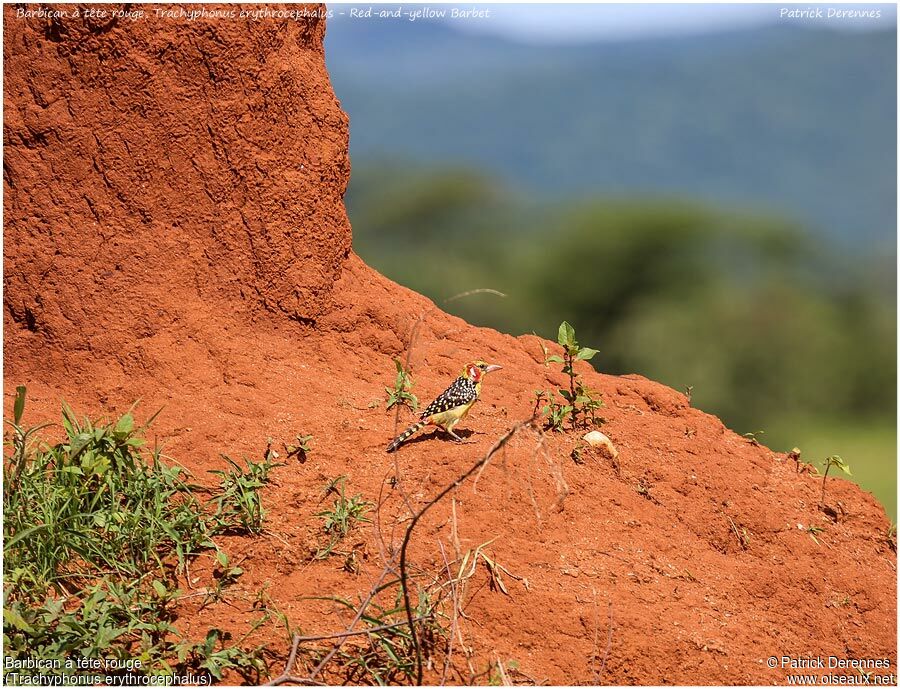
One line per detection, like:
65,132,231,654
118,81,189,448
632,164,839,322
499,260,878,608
427,380,481,431
428,400,475,428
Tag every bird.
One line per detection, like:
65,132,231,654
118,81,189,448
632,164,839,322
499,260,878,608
386,360,502,452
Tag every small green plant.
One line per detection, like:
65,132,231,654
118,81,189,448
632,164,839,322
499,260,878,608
806,524,826,545
209,454,278,534
820,454,851,505
636,479,652,500
315,476,373,559
742,430,765,447
539,322,604,431
386,358,418,412
204,549,246,604
285,433,313,462
180,628,268,681
3,385,51,496
831,594,852,608
887,523,897,552
533,389,570,432
338,590,440,683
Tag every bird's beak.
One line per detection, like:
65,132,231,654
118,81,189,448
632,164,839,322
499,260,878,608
484,364,503,373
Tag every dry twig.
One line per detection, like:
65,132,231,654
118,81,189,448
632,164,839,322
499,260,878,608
400,416,537,685
265,562,399,685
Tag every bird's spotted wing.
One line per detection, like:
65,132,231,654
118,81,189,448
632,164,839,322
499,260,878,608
420,376,478,419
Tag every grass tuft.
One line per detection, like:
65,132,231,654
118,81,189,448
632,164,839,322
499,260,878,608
315,476,373,559
3,388,276,682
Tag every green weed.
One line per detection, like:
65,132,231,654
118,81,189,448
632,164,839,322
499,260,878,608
285,434,313,462
806,524,826,545
820,454,852,505
538,321,604,431
742,430,765,447
180,628,267,682
209,454,279,534
532,389,570,432
315,476,373,559
386,358,418,413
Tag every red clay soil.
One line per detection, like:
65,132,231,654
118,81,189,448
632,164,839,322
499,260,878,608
3,4,897,686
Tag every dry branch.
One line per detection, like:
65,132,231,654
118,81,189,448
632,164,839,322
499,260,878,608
399,415,537,685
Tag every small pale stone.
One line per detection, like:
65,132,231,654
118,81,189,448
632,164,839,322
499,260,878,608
583,430,618,459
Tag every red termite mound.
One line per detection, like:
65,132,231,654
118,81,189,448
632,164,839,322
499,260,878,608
4,5,896,685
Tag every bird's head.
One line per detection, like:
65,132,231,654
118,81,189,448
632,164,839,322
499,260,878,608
464,360,502,382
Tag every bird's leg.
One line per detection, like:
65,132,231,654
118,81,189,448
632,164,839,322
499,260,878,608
446,428,471,443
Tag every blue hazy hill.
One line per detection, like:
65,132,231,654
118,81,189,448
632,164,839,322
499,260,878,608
325,19,896,249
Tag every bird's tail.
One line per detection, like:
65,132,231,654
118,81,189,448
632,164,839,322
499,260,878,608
386,421,427,453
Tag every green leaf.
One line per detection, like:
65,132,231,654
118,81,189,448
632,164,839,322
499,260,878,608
13,386,26,425
95,624,125,647
4,523,49,551
383,640,401,664
205,628,221,652
545,355,564,364
203,658,223,680
152,580,168,598
576,347,599,361
4,607,33,633
823,455,852,476
557,321,575,348
70,432,94,459
115,413,134,435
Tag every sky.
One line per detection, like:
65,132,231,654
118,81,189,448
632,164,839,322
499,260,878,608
328,3,897,43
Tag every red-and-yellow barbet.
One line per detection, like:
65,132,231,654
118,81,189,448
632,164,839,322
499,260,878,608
386,361,502,452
